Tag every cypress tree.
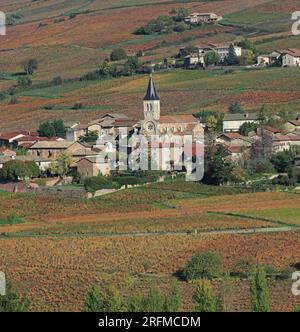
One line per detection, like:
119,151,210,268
193,279,217,312
249,265,270,312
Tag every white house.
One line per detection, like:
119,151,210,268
223,113,259,132
282,49,300,67
184,13,222,24
213,44,242,60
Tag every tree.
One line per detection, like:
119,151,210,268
143,288,164,312
206,115,218,132
23,59,38,75
83,284,121,312
0,283,29,312
52,76,63,85
127,294,144,312
110,48,127,61
271,150,295,173
224,44,239,66
38,121,56,138
239,122,258,136
38,120,66,138
239,50,254,65
249,265,270,312
49,153,72,180
0,160,40,181
193,279,217,312
204,145,234,185
79,130,99,143
239,38,258,54
183,252,222,281
204,51,221,66
18,76,32,87
229,101,243,114
164,282,181,312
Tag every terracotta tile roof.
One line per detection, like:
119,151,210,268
159,115,198,124
29,140,75,149
220,133,243,140
261,125,281,133
282,48,300,57
273,135,300,142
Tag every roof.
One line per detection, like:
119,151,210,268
72,149,99,157
219,133,243,140
77,156,104,164
29,140,75,149
159,115,198,124
288,120,300,126
0,156,51,164
281,48,300,57
113,119,139,127
261,125,281,134
273,135,300,142
144,75,160,101
0,132,27,141
223,113,259,121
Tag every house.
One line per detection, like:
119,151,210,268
184,52,205,69
66,123,87,141
283,120,300,133
281,49,300,67
76,156,111,178
28,141,90,160
272,135,300,153
212,44,242,60
0,131,50,149
223,113,260,132
184,13,222,24
256,125,282,137
257,51,282,66
0,155,51,172
223,144,251,164
0,131,28,148
295,155,300,168
216,133,252,146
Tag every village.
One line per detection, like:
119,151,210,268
0,74,300,196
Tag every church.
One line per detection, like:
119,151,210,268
140,75,203,138
67,75,203,142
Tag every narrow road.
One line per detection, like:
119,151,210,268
2,226,296,239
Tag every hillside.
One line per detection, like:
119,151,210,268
0,0,300,130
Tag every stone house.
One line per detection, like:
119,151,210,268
28,141,88,159
76,156,111,178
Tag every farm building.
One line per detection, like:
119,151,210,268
184,13,222,24
223,113,259,132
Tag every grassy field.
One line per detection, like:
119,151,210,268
0,181,299,311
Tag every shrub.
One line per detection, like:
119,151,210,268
0,160,40,181
0,283,29,312
110,48,127,61
83,284,121,312
231,258,256,277
84,176,118,193
182,252,222,281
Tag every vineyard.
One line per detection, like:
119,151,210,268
1,0,300,130
0,181,300,311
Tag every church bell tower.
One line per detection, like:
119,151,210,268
143,74,160,121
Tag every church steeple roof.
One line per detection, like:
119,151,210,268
144,75,160,101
